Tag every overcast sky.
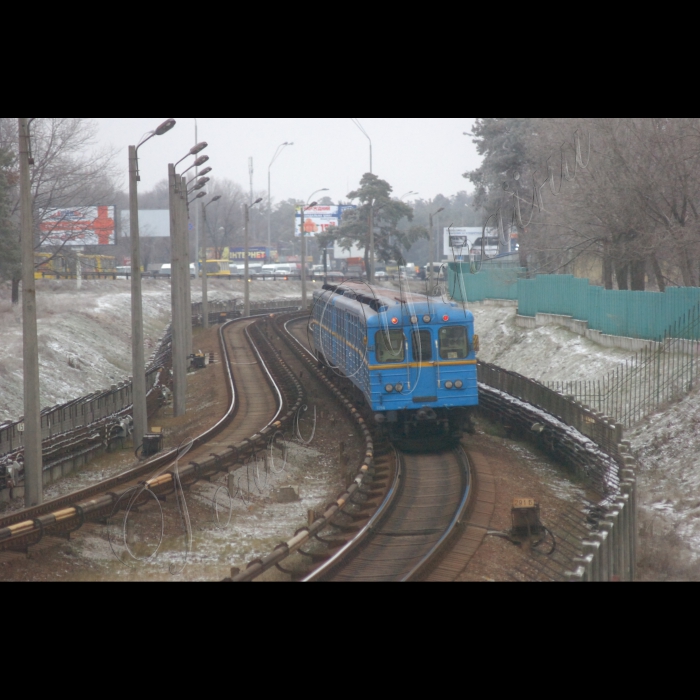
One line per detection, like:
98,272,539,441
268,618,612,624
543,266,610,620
94,118,482,204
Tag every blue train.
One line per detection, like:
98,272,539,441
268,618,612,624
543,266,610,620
311,282,479,445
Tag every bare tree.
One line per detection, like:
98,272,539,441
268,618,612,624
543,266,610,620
0,118,119,301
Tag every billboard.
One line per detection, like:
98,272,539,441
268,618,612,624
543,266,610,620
120,210,170,238
40,206,116,246
295,204,356,237
443,227,483,258
230,247,269,261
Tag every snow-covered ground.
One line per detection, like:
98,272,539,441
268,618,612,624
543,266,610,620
0,278,305,423
468,300,700,579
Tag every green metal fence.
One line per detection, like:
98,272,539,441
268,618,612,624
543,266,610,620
547,303,700,427
449,266,700,342
447,263,526,302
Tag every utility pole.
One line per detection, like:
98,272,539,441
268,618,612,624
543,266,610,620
268,142,293,255
181,176,193,356
300,205,307,308
201,201,209,329
128,145,148,449
200,196,221,330
194,118,200,280
428,206,445,290
169,164,187,417
244,198,263,317
249,157,254,206
18,117,42,507
368,201,375,284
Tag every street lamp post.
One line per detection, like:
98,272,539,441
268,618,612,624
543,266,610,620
169,141,208,417
128,118,176,451
201,196,221,329
18,118,42,507
244,198,264,317
351,118,372,174
429,206,445,289
300,188,329,308
268,142,293,256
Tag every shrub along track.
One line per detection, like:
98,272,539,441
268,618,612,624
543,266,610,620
0,314,305,556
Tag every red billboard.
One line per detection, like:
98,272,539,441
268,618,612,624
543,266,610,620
39,206,116,246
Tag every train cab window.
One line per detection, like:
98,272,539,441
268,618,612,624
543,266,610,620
375,330,405,363
412,331,433,362
439,327,469,360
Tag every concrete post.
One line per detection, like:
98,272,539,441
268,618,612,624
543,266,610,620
300,206,307,310
596,529,611,581
244,203,251,318
428,212,434,289
201,202,209,330
583,540,601,582
18,118,43,507
169,165,187,417
128,146,148,449
619,488,633,581
622,471,637,581
605,511,621,580
572,554,594,582
181,177,193,357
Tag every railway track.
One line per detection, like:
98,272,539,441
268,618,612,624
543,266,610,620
305,448,471,582
227,316,486,582
0,313,300,555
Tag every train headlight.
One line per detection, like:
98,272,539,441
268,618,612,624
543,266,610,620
455,380,464,389
423,315,431,323
410,316,418,325
445,381,454,389
395,383,404,393
385,384,394,393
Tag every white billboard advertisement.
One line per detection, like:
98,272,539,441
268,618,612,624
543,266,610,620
443,227,483,258
120,210,170,238
40,206,117,246
295,204,356,237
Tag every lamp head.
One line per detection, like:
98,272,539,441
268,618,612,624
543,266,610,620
190,142,208,155
211,195,222,203
199,167,212,177
155,118,177,136
194,155,210,167
253,197,263,206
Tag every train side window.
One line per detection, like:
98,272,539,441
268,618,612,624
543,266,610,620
375,330,405,363
411,331,432,362
439,327,469,360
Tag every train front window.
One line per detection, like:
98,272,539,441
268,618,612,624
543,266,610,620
375,330,405,363
412,331,432,362
439,327,469,360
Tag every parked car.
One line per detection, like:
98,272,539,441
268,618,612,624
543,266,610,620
158,264,196,278
116,266,131,279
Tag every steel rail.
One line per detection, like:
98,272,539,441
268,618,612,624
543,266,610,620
0,313,288,551
302,446,401,582
401,445,472,581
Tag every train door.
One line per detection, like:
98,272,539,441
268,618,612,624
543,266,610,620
411,329,436,396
